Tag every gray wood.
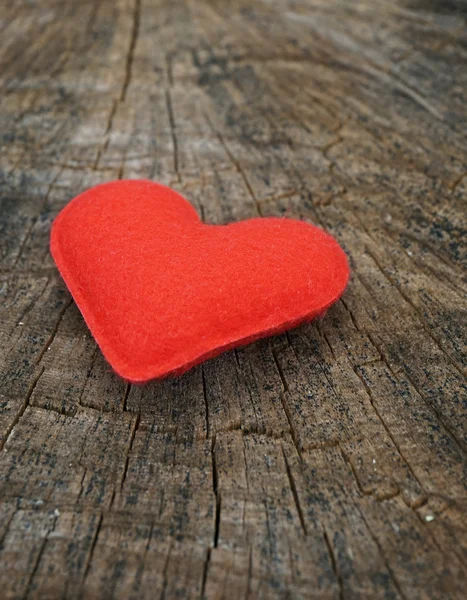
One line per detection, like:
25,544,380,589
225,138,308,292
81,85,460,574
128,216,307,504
0,0,466,598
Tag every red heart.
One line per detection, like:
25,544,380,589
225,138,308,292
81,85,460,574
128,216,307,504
51,180,349,382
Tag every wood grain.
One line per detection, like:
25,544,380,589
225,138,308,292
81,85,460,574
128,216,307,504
0,0,466,598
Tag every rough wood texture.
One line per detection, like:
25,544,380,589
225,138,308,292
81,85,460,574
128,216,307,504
0,0,466,598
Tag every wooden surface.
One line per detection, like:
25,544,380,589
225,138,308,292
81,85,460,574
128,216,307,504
1,0,466,598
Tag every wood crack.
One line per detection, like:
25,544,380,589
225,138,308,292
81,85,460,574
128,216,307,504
210,434,221,551
165,88,180,181
322,527,344,600
80,513,103,589
204,113,262,216
281,445,307,535
121,0,141,102
117,412,141,496
355,505,409,600
0,366,44,451
23,513,58,599
359,235,466,377
352,366,427,507
35,297,73,365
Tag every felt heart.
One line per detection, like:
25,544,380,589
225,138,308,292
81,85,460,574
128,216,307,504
51,180,349,382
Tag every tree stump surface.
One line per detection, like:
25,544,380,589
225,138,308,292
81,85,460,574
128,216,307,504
0,1,466,598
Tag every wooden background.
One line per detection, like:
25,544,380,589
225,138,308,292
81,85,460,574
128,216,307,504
1,0,466,598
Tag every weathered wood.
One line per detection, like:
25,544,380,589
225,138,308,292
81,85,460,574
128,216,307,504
0,0,466,598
